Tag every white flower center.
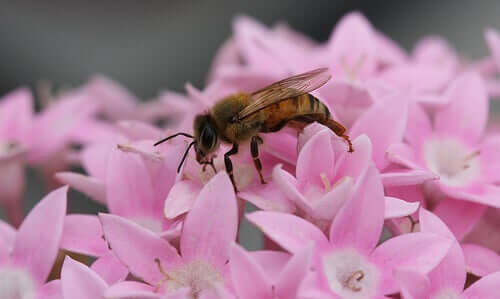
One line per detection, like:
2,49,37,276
0,268,36,299
156,259,224,298
424,138,480,187
322,249,379,299
432,287,462,299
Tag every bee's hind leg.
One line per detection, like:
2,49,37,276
251,136,266,184
323,119,354,153
224,144,239,193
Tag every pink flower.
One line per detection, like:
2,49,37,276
0,88,33,226
396,209,500,299
100,172,238,297
386,72,500,237
0,186,67,299
247,166,452,298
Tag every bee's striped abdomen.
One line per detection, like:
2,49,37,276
259,93,332,132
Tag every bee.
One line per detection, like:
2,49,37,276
154,68,353,192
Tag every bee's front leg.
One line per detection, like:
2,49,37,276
251,136,266,184
224,144,239,193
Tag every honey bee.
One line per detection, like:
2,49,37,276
155,68,353,192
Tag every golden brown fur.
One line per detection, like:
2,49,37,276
209,92,337,144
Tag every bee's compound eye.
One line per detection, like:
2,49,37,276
201,126,216,150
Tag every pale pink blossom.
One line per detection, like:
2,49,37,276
0,186,67,299
100,172,238,297
247,166,452,298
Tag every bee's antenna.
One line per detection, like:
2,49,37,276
177,141,196,173
154,132,193,146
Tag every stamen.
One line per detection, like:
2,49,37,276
345,270,364,292
463,150,480,169
320,173,332,191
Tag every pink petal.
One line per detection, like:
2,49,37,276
164,180,201,219
329,166,384,252
374,31,408,67
327,12,377,76
239,182,296,213
0,161,25,226
381,169,438,187
99,213,182,285
180,172,238,268
462,271,500,299
60,214,108,257
38,280,63,299
251,251,291,279
412,36,458,71
480,135,500,183
311,176,353,220
230,243,273,299
434,72,488,143
378,64,452,93
106,145,157,218
246,211,328,254
61,256,108,299
275,245,313,298
0,88,33,145
296,130,336,189
419,209,466,291
11,186,67,285
81,143,113,181
272,164,308,212
105,281,161,299
433,198,486,240
405,102,432,149
441,184,500,209
84,75,138,121
385,142,421,169
373,232,453,272
55,172,106,204
384,197,420,219
0,220,15,250
394,268,431,299
373,232,453,293
333,134,372,181
349,93,408,170
91,251,129,285
462,244,500,277
317,81,373,128
116,120,163,141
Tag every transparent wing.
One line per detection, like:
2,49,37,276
236,68,331,120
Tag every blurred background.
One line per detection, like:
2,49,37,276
1,0,499,247
1,0,499,96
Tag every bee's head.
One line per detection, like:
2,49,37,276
193,114,219,162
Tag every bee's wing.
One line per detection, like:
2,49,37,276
236,68,331,120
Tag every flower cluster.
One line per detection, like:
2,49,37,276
2,11,500,299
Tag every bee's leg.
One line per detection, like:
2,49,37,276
224,144,239,193
251,136,266,184
323,119,354,153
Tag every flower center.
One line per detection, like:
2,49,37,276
0,268,36,299
424,138,480,187
322,249,379,299
155,259,224,298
